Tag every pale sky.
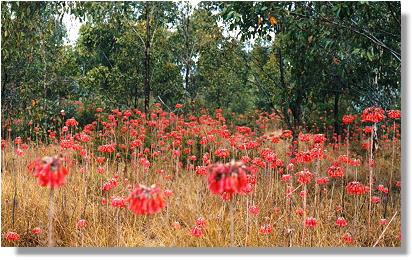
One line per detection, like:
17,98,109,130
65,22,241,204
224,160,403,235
63,12,81,45
62,0,203,46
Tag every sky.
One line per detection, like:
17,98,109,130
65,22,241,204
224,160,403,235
62,0,203,46
62,12,81,45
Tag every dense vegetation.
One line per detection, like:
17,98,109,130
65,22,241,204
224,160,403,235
1,1,400,138
0,1,402,248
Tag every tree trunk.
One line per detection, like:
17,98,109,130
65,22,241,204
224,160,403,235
290,87,304,156
144,2,151,116
277,48,292,130
133,84,138,109
333,92,340,137
184,3,190,97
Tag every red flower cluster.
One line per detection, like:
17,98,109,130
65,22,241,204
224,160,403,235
98,144,116,153
387,110,401,119
281,130,293,139
249,205,260,215
342,233,353,244
195,166,208,175
281,174,292,182
32,227,42,235
335,217,348,227
65,118,78,127
372,196,381,204
207,161,250,197
327,162,344,178
127,184,165,215
28,156,68,188
5,231,20,241
111,197,126,208
259,224,273,234
296,169,313,184
313,134,326,144
304,217,317,228
130,139,143,149
377,184,389,194
342,114,356,124
363,126,373,134
361,107,385,123
76,219,87,229
102,177,118,192
196,217,207,227
191,226,204,237
316,177,329,185
346,181,369,195
295,151,314,164
214,148,230,159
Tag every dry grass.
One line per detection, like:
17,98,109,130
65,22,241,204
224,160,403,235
1,125,401,247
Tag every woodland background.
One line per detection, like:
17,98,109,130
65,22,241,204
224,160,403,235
1,1,401,136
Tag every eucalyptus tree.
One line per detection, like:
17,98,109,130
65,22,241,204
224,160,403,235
220,1,400,136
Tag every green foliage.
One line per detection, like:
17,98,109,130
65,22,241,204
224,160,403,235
1,1,401,138
220,1,400,132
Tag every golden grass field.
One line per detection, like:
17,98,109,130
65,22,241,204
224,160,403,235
1,112,402,247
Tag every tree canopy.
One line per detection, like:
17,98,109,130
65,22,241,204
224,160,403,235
1,1,401,137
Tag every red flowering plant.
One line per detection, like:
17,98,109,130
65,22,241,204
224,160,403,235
361,107,385,123
342,114,357,125
207,160,251,246
386,109,401,197
27,155,69,247
387,110,401,120
207,160,250,199
361,107,385,231
346,181,369,195
327,162,345,178
28,155,68,188
127,184,165,215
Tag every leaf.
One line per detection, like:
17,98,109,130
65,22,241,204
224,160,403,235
367,51,373,61
257,16,263,26
332,57,341,65
268,15,278,26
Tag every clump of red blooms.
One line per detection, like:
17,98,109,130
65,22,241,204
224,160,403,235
5,231,20,241
31,227,42,235
28,155,68,188
259,224,273,234
191,226,204,237
127,184,165,215
249,205,259,215
304,217,317,228
327,162,345,178
214,148,230,159
207,160,250,199
342,114,356,124
111,197,126,208
196,217,207,228
281,130,293,139
102,177,119,192
297,169,313,184
343,233,354,244
335,217,348,227
65,118,78,127
387,110,401,119
76,219,87,229
361,107,385,123
346,181,369,195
